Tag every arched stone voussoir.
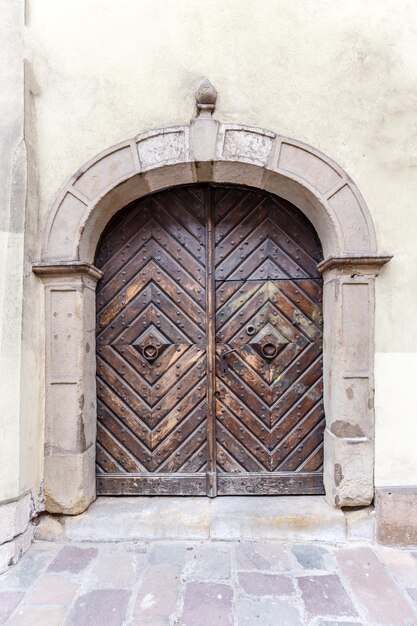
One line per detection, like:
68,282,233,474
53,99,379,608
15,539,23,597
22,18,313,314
41,121,377,265
213,124,376,255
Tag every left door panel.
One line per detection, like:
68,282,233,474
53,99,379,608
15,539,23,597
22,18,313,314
95,187,208,494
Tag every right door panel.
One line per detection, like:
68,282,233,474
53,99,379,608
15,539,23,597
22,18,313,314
214,186,325,495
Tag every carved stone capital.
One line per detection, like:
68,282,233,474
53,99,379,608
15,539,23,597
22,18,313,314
318,254,392,276
33,261,103,281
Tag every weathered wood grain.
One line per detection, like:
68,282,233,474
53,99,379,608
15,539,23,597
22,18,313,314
95,184,324,496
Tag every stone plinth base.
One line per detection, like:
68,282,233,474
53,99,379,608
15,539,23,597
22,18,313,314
0,494,35,574
376,487,417,547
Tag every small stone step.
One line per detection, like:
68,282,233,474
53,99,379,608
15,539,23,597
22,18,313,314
62,496,349,543
211,496,346,542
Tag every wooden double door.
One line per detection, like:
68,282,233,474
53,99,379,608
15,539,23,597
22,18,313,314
95,185,324,496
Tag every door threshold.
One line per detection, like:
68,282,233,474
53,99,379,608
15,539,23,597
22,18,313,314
42,496,374,544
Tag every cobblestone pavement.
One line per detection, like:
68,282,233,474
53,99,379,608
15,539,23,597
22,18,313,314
1,539,417,625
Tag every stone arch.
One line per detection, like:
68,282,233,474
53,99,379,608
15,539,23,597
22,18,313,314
34,119,390,514
42,122,376,264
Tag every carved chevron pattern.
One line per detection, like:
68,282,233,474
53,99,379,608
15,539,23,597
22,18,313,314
214,187,322,281
95,187,208,477
95,184,324,495
214,187,324,476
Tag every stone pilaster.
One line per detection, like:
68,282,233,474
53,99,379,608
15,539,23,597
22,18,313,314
33,262,102,514
319,255,391,507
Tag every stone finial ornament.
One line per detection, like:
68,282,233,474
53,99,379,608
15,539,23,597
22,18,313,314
195,79,217,117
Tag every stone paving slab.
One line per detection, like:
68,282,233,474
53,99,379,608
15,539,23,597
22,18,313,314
0,538,417,625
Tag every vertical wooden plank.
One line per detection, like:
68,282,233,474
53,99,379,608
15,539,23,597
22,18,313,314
206,186,217,496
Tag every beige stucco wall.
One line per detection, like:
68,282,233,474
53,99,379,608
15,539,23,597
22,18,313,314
0,0,24,502
2,0,416,506
0,0,43,507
